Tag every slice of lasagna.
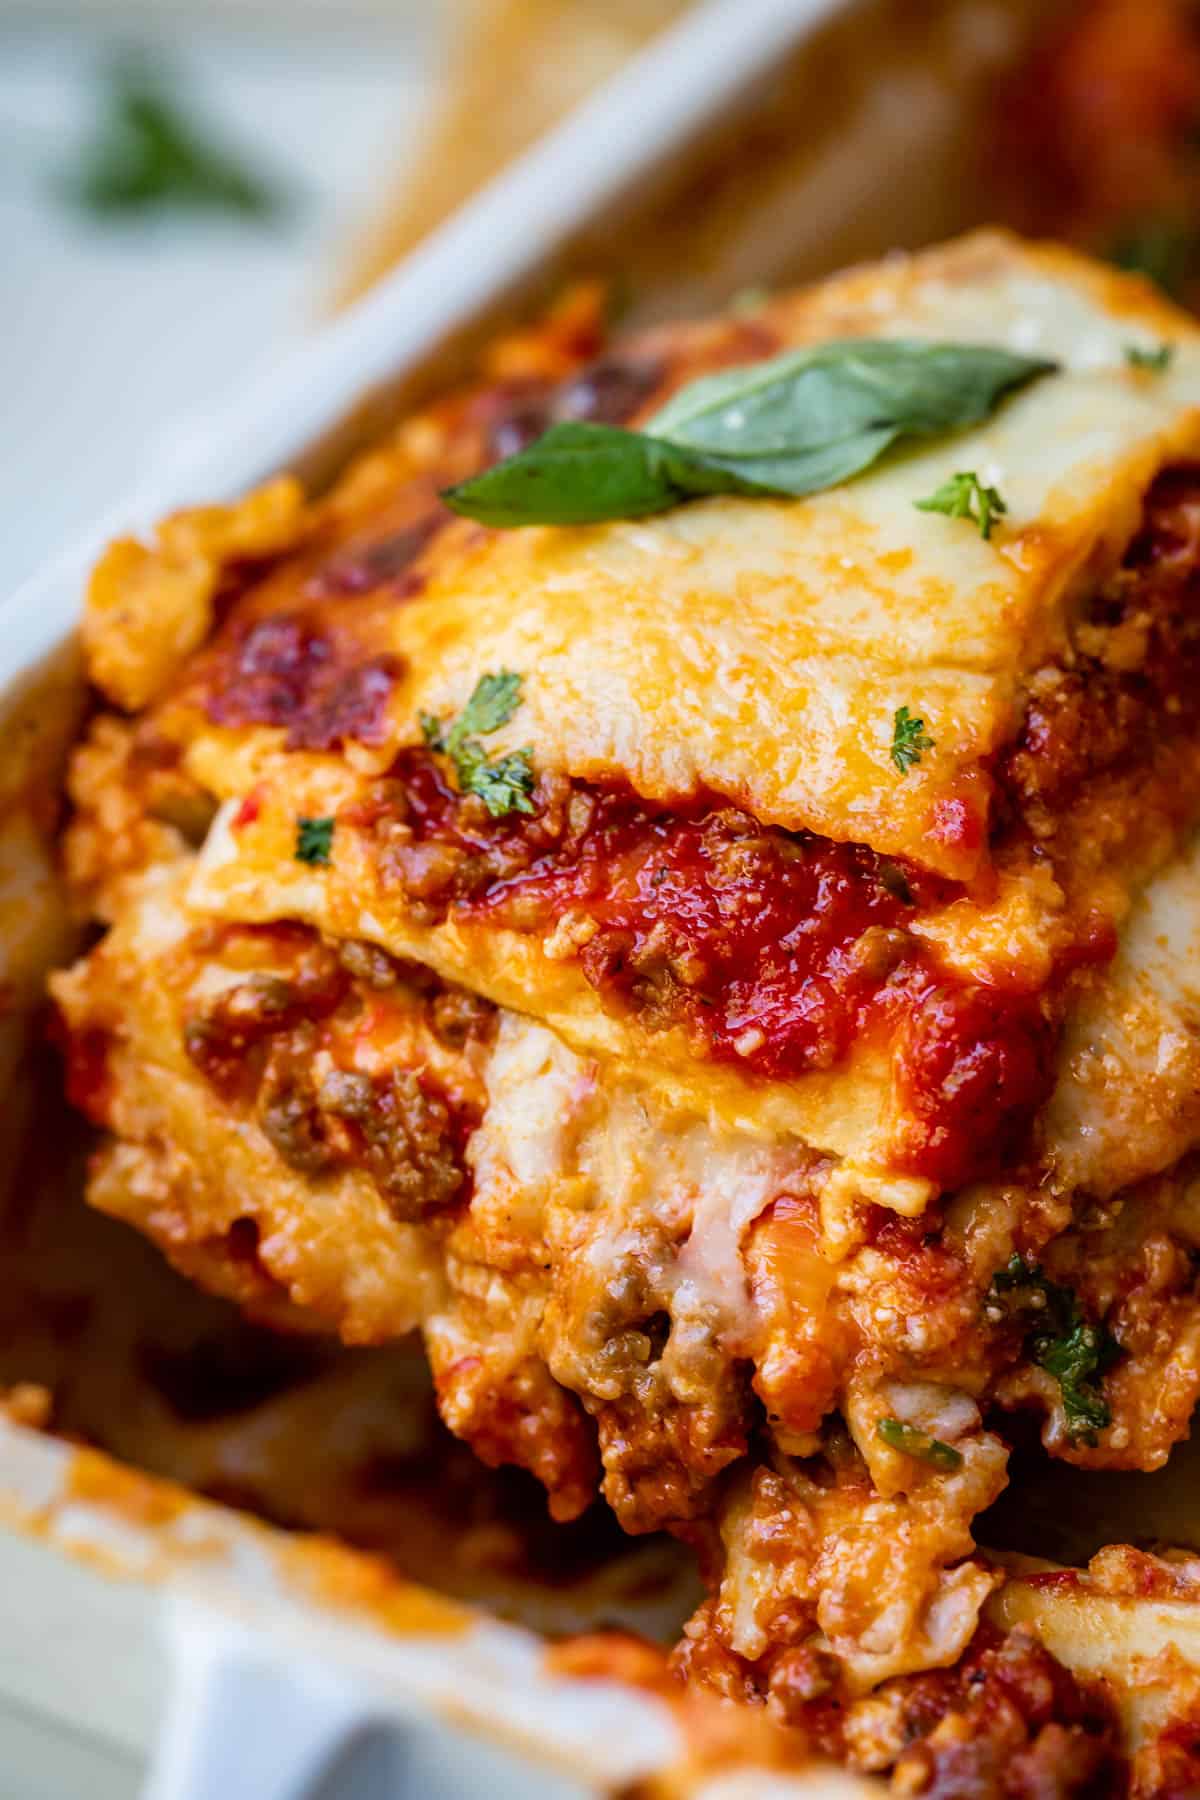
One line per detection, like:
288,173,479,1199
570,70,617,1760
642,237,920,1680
49,233,1200,1781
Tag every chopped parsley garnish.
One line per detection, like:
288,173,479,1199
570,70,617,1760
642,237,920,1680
891,705,935,775
876,1418,963,1470
425,670,523,743
455,745,536,817
1124,342,1173,373
295,816,334,865
63,56,285,221
990,1254,1120,1443
1037,1319,1118,1441
420,670,535,819
915,470,1007,540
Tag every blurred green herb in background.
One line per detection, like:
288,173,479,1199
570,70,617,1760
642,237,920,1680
61,56,287,222
1109,217,1199,299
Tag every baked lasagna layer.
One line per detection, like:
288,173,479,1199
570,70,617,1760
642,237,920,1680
73,234,1200,1196
161,234,1200,881
51,844,1200,1684
51,233,1200,1716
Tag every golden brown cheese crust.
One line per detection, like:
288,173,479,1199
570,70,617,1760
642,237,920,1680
150,234,1200,880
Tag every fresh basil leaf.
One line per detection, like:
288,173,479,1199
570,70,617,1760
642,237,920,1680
668,425,901,501
647,339,1056,457
445,341,1057,528
443,422,728,527
446,418,912,524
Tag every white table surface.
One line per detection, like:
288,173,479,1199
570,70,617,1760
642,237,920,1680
0,9,443,597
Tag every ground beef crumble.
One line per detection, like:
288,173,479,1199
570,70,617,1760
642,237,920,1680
181,926,490,1220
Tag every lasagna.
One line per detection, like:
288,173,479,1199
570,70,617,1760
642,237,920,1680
49,232,1200,1785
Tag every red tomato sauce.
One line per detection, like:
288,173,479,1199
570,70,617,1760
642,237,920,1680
363,755,1098,1186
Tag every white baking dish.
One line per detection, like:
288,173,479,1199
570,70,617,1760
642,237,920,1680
0,2,1054,1792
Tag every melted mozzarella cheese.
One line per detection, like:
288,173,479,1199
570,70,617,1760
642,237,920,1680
469,1012,817,1359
